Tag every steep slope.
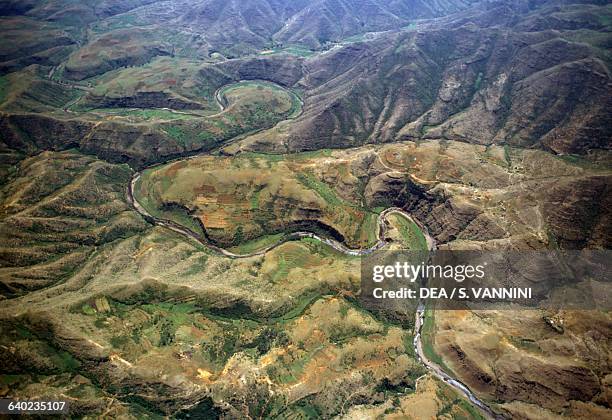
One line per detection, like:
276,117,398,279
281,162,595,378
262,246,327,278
0,1,610,418
1,1,610,171
1,0,482,77
0,16,77,74
273,0,482,48
235,1,611,154
0,151,147,297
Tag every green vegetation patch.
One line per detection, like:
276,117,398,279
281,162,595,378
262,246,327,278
99,296,303,369
391,214,428,250
219,80,302,118
134,171,205,236
95,108,199,121
228,233,284,255
296,172,344,206
421,309,451,373
260,44,315,58
163,125,189,146
136,148,379,251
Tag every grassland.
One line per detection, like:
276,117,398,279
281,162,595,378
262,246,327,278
7,140,598,417
388,213,427,250
90,107,203,121
421,309,452,373
67,56,219,119
134,150,380,250
0,150,147,297
259,44,316,58
227,233,284,254
70,78,303,159
0,69,82,113
60,289,425,416
146,80,301,151
0,203,427,417
218,80,303,118
82,57,220,111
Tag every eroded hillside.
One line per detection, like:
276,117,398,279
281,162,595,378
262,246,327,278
0,0,610,419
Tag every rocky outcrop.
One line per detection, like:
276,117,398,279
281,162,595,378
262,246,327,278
495,359,601,409
214,55,305,87
424,199,483,244
84,91,205,110
543,175,612,249
0,112,92,153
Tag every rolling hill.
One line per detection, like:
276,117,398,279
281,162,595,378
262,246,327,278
0,1,610,419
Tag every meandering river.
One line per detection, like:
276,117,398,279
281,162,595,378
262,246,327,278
127,80,498,419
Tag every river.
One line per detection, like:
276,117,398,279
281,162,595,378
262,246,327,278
127,79,499,419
